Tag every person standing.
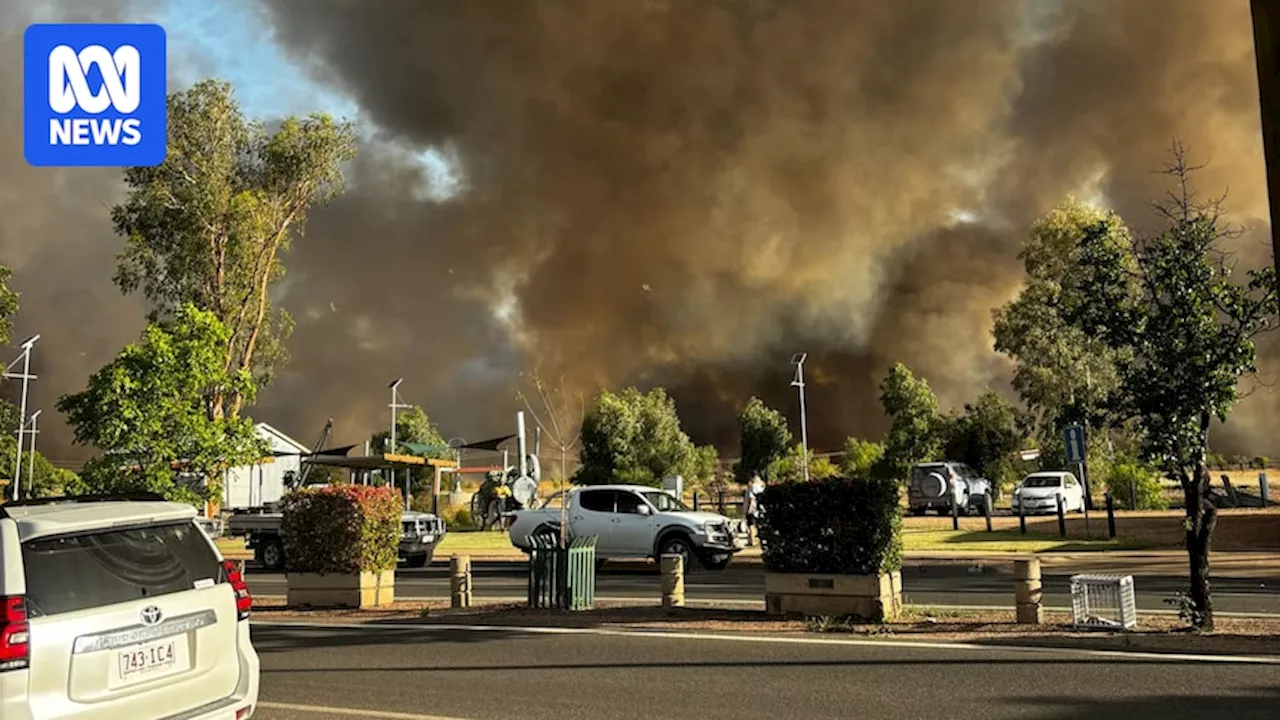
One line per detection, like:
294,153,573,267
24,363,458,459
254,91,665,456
743,475,762,546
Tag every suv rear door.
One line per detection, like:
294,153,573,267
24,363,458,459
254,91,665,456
22,519,242,720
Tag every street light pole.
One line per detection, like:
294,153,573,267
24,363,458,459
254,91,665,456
790,353,810,483
388,378,403,455
388,378,409,509
5,335,39,501
26,410,41,497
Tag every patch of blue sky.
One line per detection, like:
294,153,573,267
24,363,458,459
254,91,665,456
154,0,463,200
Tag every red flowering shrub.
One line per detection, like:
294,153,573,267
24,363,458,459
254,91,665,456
281,484,402,574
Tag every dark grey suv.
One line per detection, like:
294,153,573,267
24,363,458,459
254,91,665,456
908,462,994,516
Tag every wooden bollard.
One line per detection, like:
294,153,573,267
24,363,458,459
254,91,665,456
660,553,685,612
1013,558,1042,624
450,555,472,609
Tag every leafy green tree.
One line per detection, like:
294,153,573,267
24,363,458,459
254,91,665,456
766,444,835,483
111,79,357,419
1106,459,1168,511
0,269,81,498
997,148,1279,630
0,399,82,498
941,390,1028,496
370,404,452,496
839,437,885,478
734,396,792,484
574,387,694,487
0,266,17,346
808,455,840,480
56,304,268,507
992,198,1133,470
878,363,945,480
688,444,720,484
371,405,452,458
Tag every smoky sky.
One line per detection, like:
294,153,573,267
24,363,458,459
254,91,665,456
0,0,1275,463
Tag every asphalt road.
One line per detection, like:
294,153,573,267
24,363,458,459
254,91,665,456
245,562,1280,615
249,622,1280,720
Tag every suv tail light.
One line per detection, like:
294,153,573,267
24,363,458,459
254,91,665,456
222,560,252,621
0,595,30,672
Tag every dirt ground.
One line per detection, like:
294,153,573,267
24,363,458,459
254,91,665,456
252,599,1280,658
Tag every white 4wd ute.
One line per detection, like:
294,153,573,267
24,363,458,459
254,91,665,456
0,493,259,719
506,485,744,571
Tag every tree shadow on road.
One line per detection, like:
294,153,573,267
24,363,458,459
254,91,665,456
1005,686,1280,720
249,624,535,654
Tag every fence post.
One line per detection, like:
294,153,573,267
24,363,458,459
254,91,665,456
1056,494,1066,537
1018,500,1027,535
450,555,472,609
983,492,993,533
950,493,959,531
717,490,725,515
1105,492,1116,539
693,492,700,512
1262,472,1270,506
1014,558,1043,624
660,553,685,613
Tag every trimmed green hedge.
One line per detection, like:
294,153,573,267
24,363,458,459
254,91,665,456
281,484,402,574
757,476,903,575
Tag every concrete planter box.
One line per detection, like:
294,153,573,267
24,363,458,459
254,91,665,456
764,571,903,621
286,570,395,609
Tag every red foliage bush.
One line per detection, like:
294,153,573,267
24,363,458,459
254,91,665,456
281,484,402,574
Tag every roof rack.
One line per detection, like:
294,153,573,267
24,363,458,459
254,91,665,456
0,492,167,517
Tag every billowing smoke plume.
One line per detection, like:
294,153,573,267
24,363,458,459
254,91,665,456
0,0,1274,461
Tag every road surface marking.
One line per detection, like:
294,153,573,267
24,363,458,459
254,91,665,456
253,620,1280,664
258,701,470,719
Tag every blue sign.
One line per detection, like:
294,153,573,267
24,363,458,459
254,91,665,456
23,23,167,167
1064,424,1086,465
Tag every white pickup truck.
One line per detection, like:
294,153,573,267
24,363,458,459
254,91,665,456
226,507,445,571
506,484,744,571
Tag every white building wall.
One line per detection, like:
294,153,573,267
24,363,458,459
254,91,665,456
220,423,308,510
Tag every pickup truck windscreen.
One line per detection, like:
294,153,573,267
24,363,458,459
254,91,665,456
641,491,690,512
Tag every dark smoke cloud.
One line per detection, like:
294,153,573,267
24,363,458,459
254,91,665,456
0,0,147,463
0,0,1274,463
258,0,1272,455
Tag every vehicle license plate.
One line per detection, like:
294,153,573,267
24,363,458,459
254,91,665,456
111,636,188,688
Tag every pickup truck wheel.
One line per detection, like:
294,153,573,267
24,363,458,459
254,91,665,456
658,534,695,573
260,538,285,572
700,553,731,571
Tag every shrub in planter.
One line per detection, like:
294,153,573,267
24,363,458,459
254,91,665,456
281,484,402,607
757,476,903,620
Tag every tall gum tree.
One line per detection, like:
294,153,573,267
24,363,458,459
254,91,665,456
111,79,357,419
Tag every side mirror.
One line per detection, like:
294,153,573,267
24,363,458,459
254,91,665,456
637,504,652,516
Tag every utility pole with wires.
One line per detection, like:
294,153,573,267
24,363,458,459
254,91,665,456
790,353,810,483
3,334,39,501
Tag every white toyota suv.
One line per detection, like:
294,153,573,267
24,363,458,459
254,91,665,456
0,493,259,719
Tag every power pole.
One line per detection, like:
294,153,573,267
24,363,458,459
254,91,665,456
1252,0,1280,272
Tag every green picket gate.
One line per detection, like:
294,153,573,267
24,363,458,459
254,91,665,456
527,533,597,611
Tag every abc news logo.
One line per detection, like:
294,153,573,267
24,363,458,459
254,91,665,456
23,23,167,167
48,44,143,147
